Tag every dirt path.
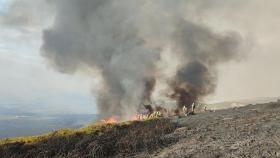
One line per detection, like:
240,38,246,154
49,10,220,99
146,102,280,158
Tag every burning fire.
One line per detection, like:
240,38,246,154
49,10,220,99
99,105,173,124
100,116,119,124
100,114,145,124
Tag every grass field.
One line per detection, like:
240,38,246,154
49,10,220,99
0,118,177,157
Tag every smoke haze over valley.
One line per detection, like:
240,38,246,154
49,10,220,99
1,0,280,122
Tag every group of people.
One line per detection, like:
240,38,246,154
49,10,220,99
182,102,196,116
141,101,198,119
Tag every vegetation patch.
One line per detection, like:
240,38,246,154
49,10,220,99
0,118,177,158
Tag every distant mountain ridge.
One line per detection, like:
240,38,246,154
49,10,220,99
208,97,280,110
0,105,36,116
0,114,99,138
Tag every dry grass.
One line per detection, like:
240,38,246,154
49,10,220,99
0,118,177,158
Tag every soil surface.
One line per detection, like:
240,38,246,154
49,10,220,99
137,102,280,158
2,102,280,158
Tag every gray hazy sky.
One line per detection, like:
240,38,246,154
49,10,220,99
0,0,279,114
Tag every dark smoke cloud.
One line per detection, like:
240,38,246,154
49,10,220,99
170,20,244,109
143,78,156,103
41,0,247,118
42,0,160,118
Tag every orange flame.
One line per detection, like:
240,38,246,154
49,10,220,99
101,116,119,124
99,114,150,124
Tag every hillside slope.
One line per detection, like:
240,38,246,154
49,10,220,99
0,119,177,158
208,97,280,110
1,101,280,158
154,101,280,158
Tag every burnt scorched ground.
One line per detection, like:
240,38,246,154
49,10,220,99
147,102,280,158
1,102,280,158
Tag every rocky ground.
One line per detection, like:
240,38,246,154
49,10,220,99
139,101,280,158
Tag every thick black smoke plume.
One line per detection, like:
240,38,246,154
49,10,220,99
41,0,246,118
170,20,243,109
